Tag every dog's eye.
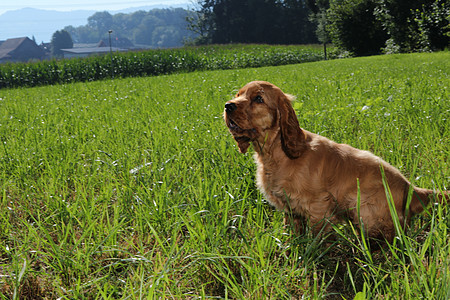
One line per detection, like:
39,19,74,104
253,95,264,103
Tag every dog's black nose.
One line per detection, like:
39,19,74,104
225,102,237,113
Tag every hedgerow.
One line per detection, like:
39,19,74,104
0,44,325,89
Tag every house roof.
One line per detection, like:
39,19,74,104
97,40,107,47
61,47,126,54
0,37,44,62
0,37,29,59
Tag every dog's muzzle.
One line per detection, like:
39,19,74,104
225,102,237,113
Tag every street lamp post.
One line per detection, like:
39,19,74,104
108,30,113,78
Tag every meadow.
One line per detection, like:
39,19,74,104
0,51,449,299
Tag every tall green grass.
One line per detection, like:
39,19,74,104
0,44,325,89
0,52,449,298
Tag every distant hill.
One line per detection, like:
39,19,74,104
0,4,190,43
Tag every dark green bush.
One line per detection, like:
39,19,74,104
327,0,388,56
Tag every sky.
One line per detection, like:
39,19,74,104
0,0,190,15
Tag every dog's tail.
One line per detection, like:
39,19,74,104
409,187,449,215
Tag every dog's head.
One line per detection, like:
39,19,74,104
224,81,305,158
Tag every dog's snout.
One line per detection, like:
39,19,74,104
225,102,237,113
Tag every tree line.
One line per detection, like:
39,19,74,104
63,8,197,48
52,1,448,57
189,0,449,55
188,0,318,45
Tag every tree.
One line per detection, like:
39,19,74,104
310,0,448,55
327,0,388,56
88,11,114,33
64,8,196,48
133,15,163,45
190,0,317,45
376,0,449,52
281,0,318,44
152,26,181,48
51,30,73,57
187,1,215,44
413,0,450,51
307,0,331,53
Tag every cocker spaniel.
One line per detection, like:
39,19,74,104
224,81,448,242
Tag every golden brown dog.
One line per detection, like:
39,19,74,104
224,81,448,242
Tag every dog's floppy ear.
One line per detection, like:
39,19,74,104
278,93,305,159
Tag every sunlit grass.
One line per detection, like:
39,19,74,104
0,51,449,298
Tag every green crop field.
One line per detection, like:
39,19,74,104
0,51,449,299
0,44,326,89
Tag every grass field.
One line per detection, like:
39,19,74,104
0,52,449,299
